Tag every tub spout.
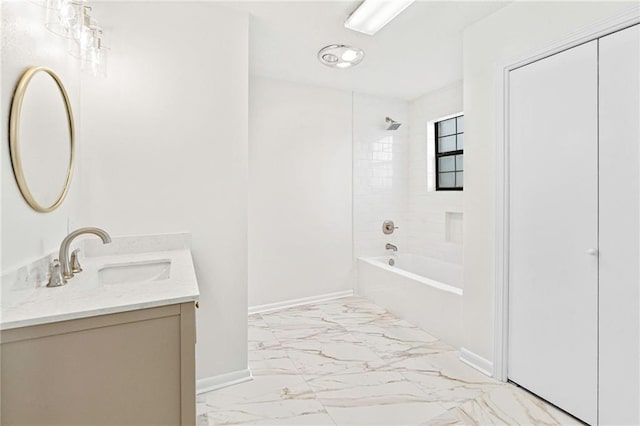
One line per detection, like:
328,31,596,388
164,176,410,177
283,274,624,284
385,243,398,252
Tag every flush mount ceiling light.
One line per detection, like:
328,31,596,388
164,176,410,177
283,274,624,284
345,0,416,36
318,45,364,69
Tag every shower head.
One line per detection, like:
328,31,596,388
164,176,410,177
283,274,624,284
386,117,402,130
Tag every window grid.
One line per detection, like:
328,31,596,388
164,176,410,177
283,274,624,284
435,115,464,191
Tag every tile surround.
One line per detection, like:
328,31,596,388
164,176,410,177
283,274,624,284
352,87,465,266
407,83,464,265
197,297,577,425
353,94,410,260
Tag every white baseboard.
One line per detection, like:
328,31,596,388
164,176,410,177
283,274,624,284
460,348,493,377
196,368,253,394
248,290,354,315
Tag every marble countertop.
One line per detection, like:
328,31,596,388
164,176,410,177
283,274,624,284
1,234,200,331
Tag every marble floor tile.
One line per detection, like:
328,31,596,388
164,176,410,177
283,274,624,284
307,370,431,404
281,330,386,379
199,296,575,426
201,373,312,407
324,401,447,426
249,347,301,377
249,315,281,352
261,306,343,333
344,319,441,359
381,348,501,408
198,411,336,426
316,297,395,328
423,386,582,426
307,371,449,425
202,397,331,425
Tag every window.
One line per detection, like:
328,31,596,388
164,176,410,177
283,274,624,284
435,115,464,190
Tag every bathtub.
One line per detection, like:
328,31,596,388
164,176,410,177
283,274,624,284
357,254,463,348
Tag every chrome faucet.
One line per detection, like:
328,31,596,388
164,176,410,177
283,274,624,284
58,227,112,280
385,243,398,252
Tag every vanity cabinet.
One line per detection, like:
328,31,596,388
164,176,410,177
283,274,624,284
1,302,196,425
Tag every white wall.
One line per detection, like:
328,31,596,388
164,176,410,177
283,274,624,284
79,2,249,381
1,1,81,273
407,82,463,265
353,93,409,259
248,77,352,307
462,0,636,363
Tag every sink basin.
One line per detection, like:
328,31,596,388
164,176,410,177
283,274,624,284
99,260,171,285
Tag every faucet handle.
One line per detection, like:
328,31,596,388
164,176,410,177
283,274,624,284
382,220,398,235
47,259,67,287
70,249,83,274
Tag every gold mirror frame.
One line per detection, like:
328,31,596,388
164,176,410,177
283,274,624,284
9,66,75,213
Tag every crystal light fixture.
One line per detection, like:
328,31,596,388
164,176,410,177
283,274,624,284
42,0,107,76
70,3,92,42
83,26,107,77
44,0,84,38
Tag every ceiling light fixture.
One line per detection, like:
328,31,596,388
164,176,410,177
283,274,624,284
318,44,364,69
341,50,358,62
345,0,415,36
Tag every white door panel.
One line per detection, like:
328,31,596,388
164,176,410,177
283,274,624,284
598,24,640,425
508,41,598,425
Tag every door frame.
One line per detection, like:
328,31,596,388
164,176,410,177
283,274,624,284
494,6,640,383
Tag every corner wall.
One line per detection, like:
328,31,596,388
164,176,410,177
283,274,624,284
79,2,249,381
248,76,353,308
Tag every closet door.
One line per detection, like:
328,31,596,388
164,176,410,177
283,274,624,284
599,24,639,425
508,41,598,425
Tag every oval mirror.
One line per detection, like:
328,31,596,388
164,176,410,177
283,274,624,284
9,66,75,213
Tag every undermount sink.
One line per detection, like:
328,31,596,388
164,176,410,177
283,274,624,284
98,260,171,285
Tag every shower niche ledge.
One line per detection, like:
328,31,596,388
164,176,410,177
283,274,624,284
0,233,199,426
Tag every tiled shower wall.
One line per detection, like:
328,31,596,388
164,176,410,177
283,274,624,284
353,93,410,259
353,83,464,265
407,82,464,265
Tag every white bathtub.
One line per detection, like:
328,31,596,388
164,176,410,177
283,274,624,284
357,254,463,348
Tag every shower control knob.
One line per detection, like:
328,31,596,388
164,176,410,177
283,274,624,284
587,248,598,256
382,220,398,235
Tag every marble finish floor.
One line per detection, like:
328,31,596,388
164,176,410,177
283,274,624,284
198,296,579,425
